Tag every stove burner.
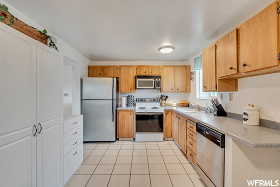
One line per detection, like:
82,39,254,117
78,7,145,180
138,107,146,109
151,107,160,109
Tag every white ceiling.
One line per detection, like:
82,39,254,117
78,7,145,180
6,0,274,62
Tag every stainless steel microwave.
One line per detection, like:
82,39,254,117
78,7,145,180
136,76,161,89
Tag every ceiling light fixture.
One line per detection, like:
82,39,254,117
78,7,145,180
159,45,175,54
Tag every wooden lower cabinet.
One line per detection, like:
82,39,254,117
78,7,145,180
172,112,179,144
163,110,173,139
117,110,135,138
178,117,187,154
187,120,197,164
167,110,197,164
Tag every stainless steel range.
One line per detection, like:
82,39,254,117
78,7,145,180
135,98,164,141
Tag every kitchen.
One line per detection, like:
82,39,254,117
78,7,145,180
1,0,280,187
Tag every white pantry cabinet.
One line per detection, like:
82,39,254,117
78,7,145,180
37,46,63,122
0,23,63,187
63,115,83,184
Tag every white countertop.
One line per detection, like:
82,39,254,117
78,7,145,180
167,107,280,148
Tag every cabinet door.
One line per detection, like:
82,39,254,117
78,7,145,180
150,66,161,75
161,66,175,93
119,66,136,93
136,66,149,75
102,66,115,77
174,66,191,93
88,66,104,77
178,118,187,154
117,110,135,138
37,119,63,187
0,25,36,187
202,45,217,91
172,113,179,144
37,47,63,122
239,2,279,73
216,29,238,77
163,110,172,139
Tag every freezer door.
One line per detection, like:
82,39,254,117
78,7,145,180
82,100,116,141
82,78,114,100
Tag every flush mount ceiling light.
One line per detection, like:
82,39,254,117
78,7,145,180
158,45,175,54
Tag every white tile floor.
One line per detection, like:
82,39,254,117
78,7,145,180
65,141,205,187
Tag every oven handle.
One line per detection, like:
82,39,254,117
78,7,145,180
136,112,163,115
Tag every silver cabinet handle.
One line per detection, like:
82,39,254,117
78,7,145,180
32,124,38,136
38,123,43,134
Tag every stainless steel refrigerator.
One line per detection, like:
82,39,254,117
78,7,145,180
82,77,117,142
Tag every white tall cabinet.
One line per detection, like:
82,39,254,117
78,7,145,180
0,23,63,187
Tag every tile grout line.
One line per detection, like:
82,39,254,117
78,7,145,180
85,144,109,187
161,143,174,187
146,143,152,187
173,143,196,187
106,144,121,187
129,143,134,187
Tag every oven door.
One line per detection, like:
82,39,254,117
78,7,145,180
136,79,155,89
136,113,163,132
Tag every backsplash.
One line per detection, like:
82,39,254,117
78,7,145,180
120,89,189,103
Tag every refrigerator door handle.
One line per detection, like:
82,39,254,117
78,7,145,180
112,78,115,122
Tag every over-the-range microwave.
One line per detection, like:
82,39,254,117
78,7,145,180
135,76,161,89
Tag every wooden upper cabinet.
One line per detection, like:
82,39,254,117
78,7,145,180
239,1,279,73
149,66,161,75
161,66,191,93
216,29,238,77
117,110,135,138
88,66,120,77
161,66,175,93
119,66,136,93
136,66,161,76
202,44,217,91
174,66,191,93
203,44,237,92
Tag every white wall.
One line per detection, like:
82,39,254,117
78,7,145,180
2,1,90,74
2,1,90,115
225,73,280,123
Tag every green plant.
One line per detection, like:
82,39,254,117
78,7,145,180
0,3,58,51
0,4,8,12
0,3,8,23
39,29,59,51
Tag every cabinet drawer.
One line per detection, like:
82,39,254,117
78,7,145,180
187,124,196,132
64,117,82,133
187,139,196,153
187,130,196,140
64,125,82,143
187,150,196,164
64,136,82,155
64,145,83,184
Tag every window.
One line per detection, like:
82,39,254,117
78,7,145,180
194,56,217,100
